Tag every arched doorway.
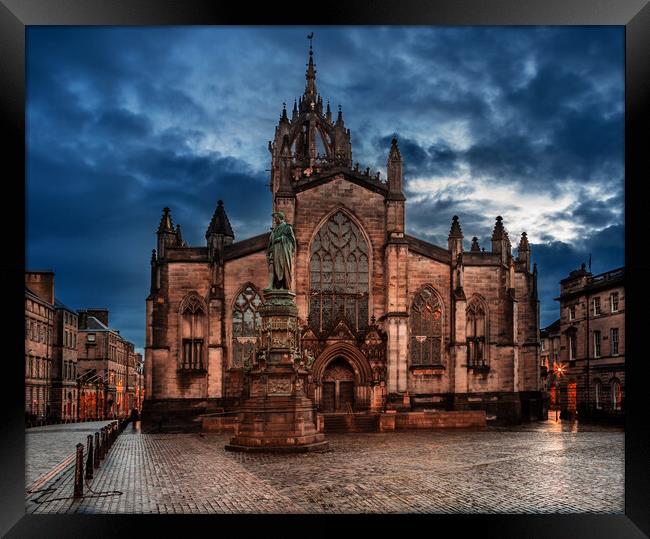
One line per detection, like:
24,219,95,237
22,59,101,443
321,357,355,412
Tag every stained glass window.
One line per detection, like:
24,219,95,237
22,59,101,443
232,285,262,367
309,211,369,333
409,287,443,366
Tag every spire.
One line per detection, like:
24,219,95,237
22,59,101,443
389,137,402,161
280,102,288,123
518,231,530,251
206,200,234,239
471,237,481,252
518,231,531,271
491,216,505,240
304,33,317,100
157,207,174,233
175,224,184,246
336,104,344,126
326,100,332,122
292,99,298,120
449,215,463,238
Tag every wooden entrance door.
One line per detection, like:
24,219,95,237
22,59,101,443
339,381,354,411
322,382,336,412
322,357,355,412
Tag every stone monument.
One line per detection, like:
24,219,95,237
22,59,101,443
225,213,329,452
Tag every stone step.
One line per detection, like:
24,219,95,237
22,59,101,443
323,414,379,433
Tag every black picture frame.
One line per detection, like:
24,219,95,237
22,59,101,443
2,1,648,537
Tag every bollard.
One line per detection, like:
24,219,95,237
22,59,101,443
85,435,94,480
99,428,106,460
94,432,100,468
73,443,84,498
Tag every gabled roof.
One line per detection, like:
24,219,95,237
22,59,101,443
82,316,110,331
293,166,390,197
54,298,76,313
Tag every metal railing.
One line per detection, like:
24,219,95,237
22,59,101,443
26,419,128,504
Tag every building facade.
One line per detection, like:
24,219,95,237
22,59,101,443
77,309,143,419
24,270,145,424
552,265,624,421
25,271,55,421
143,45,543,429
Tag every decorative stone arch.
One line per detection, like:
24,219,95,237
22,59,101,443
408,284,446,366
311,342,374,411
311,342,373,385
307,207,373,333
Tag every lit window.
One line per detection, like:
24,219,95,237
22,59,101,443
611,328,619,356
593,330,601,358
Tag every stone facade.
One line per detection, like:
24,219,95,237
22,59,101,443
546,265,624,421
25,271,55,420
24,270,144,424
142,44,542,430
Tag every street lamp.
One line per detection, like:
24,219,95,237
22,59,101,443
553,363,566,421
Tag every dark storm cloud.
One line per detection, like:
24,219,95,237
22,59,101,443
26,26,624,349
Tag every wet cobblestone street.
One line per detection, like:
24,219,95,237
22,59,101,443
25,420,624,514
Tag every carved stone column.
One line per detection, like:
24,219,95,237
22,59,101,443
225,289,329,452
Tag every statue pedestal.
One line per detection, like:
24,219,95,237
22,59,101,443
225,289,329,453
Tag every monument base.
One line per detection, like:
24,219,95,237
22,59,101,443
225,288,329,453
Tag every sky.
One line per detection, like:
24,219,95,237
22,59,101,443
26,26,624,353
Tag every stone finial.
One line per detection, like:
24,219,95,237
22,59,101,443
389,137,402,161
491,216,505,240
519,231,530,251
157,207,174,233
471,237,480,252
449,215,463,238
206,199,234,239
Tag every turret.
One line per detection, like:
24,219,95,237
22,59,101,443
206,200,234,261
517,231,530,271
385,138,405,235
387,137,403,195
448,215,464,265
156,207,177,259
491,216,511,264
470,236,481,252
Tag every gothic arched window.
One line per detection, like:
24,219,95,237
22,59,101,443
179,293,206,370
467,298,488,367
309,211,369,333
232,285,263,367
409,287,443,366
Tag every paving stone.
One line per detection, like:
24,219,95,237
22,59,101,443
25,420,624,514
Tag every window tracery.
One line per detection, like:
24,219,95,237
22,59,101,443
232,285,263,367
309,211,369,333
409,287,443,366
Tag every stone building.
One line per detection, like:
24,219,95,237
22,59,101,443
552,265,624,421
77,309,136,419
142,44,542,430
540,318,560,404
25,271,55,421
51,299,79,421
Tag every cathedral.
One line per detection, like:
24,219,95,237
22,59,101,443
142,42,543,431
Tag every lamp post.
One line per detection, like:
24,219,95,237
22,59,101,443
553,363,565,421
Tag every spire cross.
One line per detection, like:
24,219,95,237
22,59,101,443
307,32,314,52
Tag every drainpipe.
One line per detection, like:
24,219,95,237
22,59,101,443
585,292,590,418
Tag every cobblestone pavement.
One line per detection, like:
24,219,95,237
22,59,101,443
25,420,624,514
25,420,114,487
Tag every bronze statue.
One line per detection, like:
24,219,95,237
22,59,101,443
266,211,296,290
